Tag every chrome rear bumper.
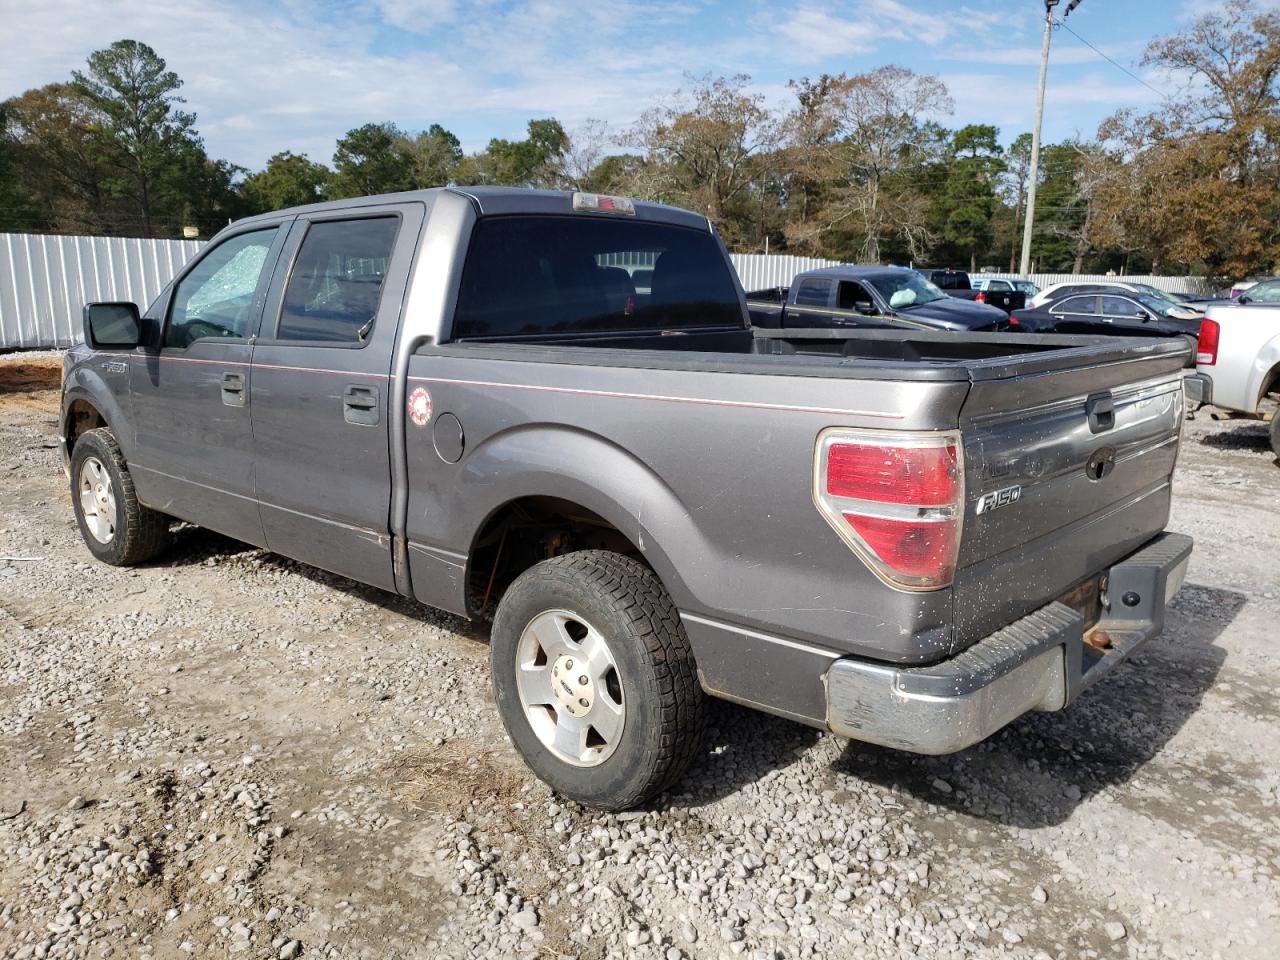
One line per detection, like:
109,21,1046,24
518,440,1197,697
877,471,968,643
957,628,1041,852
825,532,1193,754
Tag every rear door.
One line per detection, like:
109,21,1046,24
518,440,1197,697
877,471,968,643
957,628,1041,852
1048,294,1101,334
249,202,424,589
128,222,290,544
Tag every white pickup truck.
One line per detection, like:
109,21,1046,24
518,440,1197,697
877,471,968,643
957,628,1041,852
1188,302,1280,456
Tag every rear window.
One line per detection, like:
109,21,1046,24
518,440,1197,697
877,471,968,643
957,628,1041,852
451,216,742,340
931,271,970,290
794,278,832,306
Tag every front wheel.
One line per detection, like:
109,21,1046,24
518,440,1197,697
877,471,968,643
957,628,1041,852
1270,412,1280,460
490,551,705,810
70,428,171,565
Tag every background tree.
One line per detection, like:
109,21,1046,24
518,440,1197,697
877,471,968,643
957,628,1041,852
329,122,415,199
71,40,199,235
936,124,1003,271
240,151,329,213
404,124,462,187
628,74,784,248
784,66,953,262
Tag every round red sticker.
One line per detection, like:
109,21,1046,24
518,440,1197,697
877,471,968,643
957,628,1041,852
408,387,433,427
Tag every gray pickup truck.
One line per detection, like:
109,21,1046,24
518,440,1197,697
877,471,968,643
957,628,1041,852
62,187,1192,810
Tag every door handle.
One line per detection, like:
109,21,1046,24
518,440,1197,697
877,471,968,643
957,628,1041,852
343,383,380,425
1086,392,1115,434
221,372,245,407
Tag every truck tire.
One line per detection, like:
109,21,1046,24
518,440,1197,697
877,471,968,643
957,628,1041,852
70,428,171,566
1271,413,1280,460
490,550,705,810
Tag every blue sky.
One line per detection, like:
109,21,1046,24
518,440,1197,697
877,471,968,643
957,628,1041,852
0,0,1251,170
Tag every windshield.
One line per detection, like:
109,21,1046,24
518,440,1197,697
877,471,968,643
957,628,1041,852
1136,295,1175,315
1133,283,1178,304
868,272,948,308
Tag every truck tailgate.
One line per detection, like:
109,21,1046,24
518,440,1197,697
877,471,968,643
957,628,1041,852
952,339,1188,650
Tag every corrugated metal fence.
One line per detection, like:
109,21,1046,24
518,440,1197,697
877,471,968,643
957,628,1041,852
1,233,202,349
0,232,1217,350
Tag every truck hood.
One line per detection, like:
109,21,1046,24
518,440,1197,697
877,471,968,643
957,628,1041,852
897,297,1010,330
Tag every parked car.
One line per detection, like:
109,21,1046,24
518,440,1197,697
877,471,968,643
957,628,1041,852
1010,291,1201,366
62,187,1192,810
921,268,1027,313
1232,277,1280,305
1030,280,1204,319
748,266,1013,331
973,277,1041,299
1187,301,1280,457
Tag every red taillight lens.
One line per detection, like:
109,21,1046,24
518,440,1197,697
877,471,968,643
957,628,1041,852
975,291,986,303
1009,313,1021,327
815,432,963,591
845,514,959,583
1197,318,1219,365
827,442,958,505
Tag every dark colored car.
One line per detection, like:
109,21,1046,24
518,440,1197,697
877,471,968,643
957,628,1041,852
1011,290,1201,365
922,268,1027,314
749,266,1013,332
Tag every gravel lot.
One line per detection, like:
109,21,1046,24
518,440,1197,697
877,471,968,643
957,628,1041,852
1,353,1278,960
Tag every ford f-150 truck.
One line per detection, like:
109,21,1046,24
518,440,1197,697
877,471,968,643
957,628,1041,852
1188,301,1280,457
62,187,1193,810
748,265,1012,332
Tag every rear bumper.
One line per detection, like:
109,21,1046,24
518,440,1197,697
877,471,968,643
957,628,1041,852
1184,372,1212,408
825,532,1192,754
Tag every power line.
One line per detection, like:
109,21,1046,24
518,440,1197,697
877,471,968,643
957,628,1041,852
1055,17,1168,99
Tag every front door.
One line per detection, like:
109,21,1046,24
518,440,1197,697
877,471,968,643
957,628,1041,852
249,203,424,590
1099,295,1158,335
129,223,289,545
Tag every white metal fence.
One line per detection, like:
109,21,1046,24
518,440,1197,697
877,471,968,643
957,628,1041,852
0,232,1218,350
1,233,202,349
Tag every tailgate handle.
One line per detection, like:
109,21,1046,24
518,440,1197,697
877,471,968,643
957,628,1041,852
1087,393,1115,434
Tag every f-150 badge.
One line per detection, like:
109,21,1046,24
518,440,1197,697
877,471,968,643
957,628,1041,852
975,485,1021,515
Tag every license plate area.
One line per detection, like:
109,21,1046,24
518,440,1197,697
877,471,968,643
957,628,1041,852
1058,575,1103,634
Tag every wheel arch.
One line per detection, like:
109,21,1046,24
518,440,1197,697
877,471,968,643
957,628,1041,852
449,425,706,620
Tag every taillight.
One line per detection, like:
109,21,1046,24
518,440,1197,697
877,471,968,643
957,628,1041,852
974,291,986,303
1197,318,1219,365
1009,313,1021,327
814,430,963,591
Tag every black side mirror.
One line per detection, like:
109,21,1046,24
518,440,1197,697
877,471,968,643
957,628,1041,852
83,302,141,349
1238,296,1251,304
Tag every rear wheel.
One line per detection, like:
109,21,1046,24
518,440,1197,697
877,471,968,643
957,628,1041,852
490,550,705,810
70,428,171,566
1270,412,1280,460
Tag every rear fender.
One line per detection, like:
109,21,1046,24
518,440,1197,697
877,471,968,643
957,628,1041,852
1251,333,1280,410
458,424,702,609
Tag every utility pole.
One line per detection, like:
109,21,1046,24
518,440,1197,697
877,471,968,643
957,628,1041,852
1018,0,1059,277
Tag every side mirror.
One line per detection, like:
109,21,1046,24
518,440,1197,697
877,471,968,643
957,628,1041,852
1237,296,1251,304
83,302,141,349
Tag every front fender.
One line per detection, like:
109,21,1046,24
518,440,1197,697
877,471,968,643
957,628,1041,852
61,360,134,459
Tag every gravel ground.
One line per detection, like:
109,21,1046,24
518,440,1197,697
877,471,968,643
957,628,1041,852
1,353,1278,960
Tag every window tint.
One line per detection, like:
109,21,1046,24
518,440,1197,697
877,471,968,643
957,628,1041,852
166,228,279,348
452,216,742,339
1056,296,1097,315
837,281,874,311
930,271,969,290
1101,296,1144,317
795,279,832,307
988,280,1011,291
277,217,400,343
